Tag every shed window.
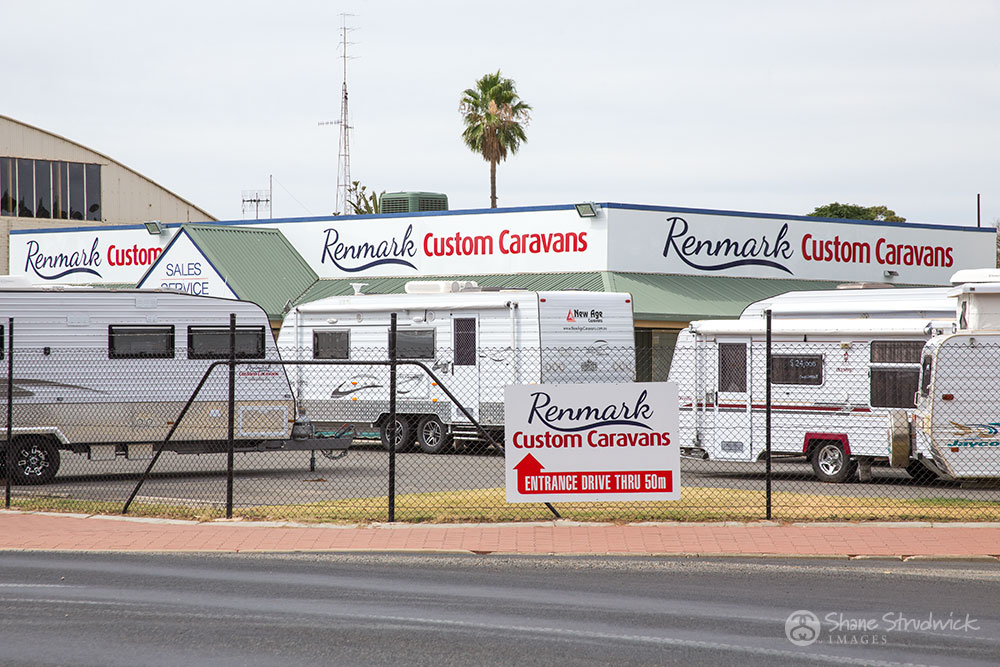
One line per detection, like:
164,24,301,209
313,330,349,360
109,325,175,359
395,328,435,359
771,354,823,385
188,326,266,359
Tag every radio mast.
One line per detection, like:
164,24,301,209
320,15,355,216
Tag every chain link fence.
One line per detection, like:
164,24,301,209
3,319,999,522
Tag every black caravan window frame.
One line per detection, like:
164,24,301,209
870,368,921,408
869,339,925,408
394,328,435,360
108,325,175,359
870,340,925,364
187,325,267,359
453,318,476,366
313,329,350,360
718,342,747,393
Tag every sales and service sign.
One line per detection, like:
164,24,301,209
135,230,237,299
504,382,680,503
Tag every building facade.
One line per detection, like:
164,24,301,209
0,114,215,272
8,202,997,379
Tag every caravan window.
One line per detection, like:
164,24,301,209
187,326,266,359
314,330,349,360
920,354,933,396
109,325,175,359
771,354,823,385
395,328,435,359
869,340,924,408
718,343,747,392
453,318,476,366
871,369,920,408
871,341,924,363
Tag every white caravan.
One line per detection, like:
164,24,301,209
277,281,636,453
0,284,344,484
668,284,959,482
911,282,1000,481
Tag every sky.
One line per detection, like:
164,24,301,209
6,1,1000,227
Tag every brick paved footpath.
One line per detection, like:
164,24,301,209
2,511,1000,559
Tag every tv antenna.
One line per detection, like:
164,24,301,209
319,14,356,216
241,175,272,219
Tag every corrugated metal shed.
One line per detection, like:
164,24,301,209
292,272,845,323
181,224,318,321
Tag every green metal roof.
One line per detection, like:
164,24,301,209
603,272,844,321
292,272,846,323
181,224,318,320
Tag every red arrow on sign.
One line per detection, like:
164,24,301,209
514,454,672,495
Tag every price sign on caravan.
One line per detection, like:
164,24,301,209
504,382,680,502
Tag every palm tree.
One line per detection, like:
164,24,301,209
459,70,532,208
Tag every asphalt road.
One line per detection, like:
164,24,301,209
18,442,999,512
0,552,997,666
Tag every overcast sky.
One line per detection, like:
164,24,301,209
7,1,999,227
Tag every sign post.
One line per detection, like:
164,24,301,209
504,382,680,503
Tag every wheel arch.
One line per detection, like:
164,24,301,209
803,432,851,457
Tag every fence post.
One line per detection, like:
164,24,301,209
226,313,236,519
388,313,397,522
765,309,772,520
5,318,12,509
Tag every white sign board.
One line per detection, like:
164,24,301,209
504,382,680,503
606,208,991,283
11,225,176,284
9,205,996,287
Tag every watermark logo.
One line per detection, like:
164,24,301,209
784,609,980,647
785,610,821,646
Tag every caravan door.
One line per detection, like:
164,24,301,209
712,340,755,461
448,316,481,422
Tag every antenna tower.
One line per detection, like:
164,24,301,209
320,15,355,215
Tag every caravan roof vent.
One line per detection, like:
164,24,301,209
404,280,479,294
380,192,448,214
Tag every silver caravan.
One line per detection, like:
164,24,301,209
277,281,636,453
668,285,959,483
0,285,341,484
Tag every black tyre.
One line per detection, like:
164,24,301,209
810,441,856,483
380,416,414,453
416,416,451,454
8,437,60,485
906,460,939,483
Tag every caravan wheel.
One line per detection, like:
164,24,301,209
8,437,60,485
811,442,856,484
380,417,414,453
416,416,451,455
